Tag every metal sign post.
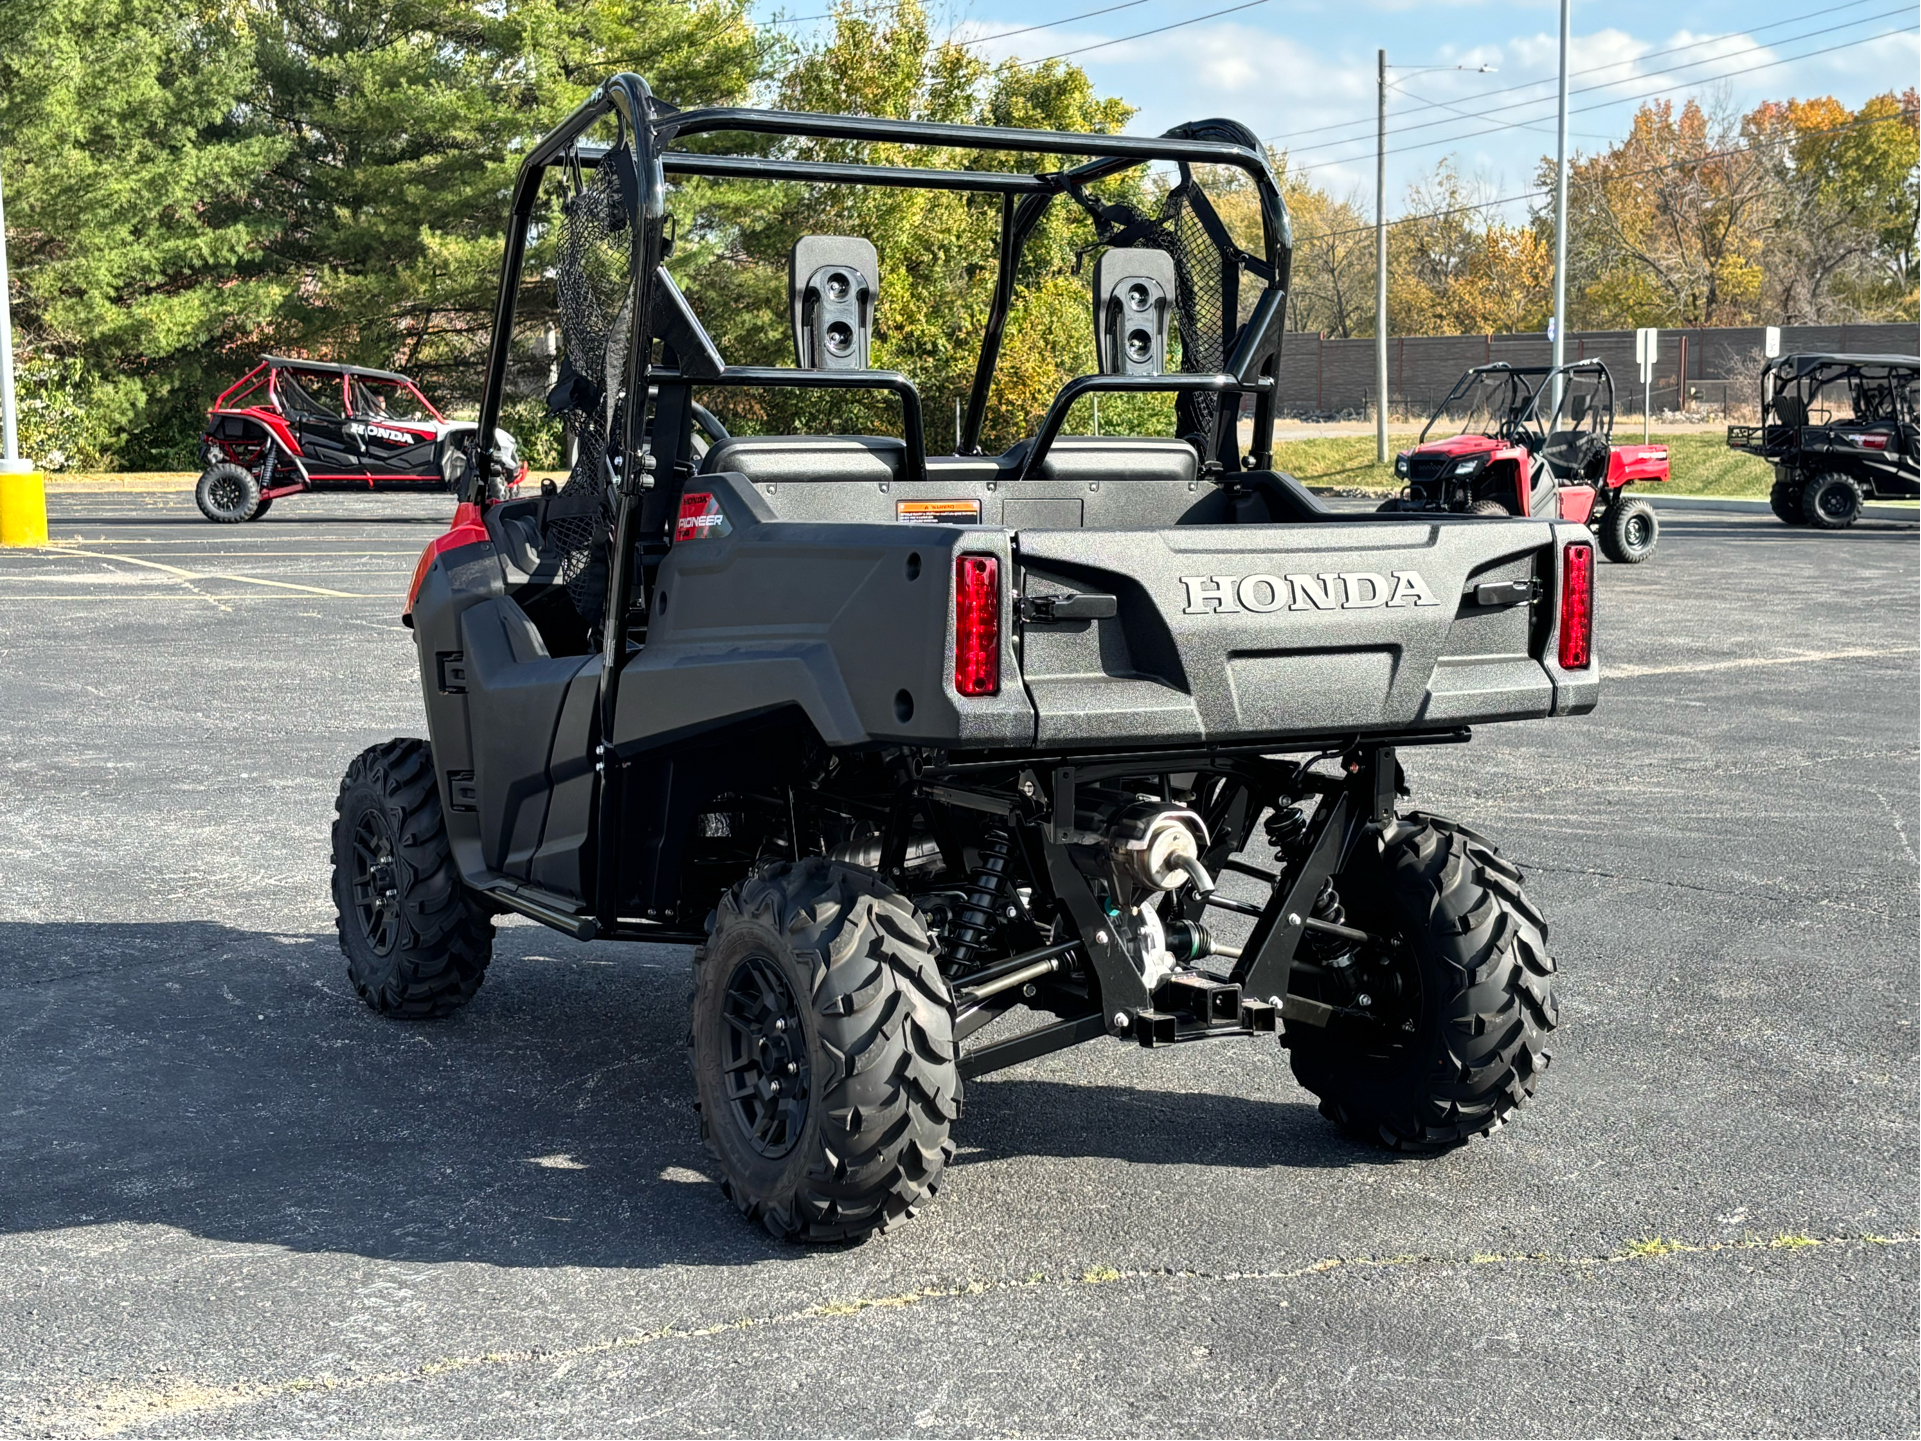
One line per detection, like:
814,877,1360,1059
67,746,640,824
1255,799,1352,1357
1635,327,1658,441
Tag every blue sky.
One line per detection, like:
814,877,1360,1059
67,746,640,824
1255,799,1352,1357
750,0,1921,225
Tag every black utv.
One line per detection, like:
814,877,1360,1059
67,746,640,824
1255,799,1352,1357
333,74,1595,1243
1727,352,1919,528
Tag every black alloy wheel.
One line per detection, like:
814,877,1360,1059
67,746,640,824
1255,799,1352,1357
194,462,262,523
1598,494,1659,563
349,808,402,957
1802,472,1864,529
691,858,959,1242
330,738,493,1018
721,953,812,1159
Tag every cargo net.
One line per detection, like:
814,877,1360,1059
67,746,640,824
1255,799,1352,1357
539,144,638,629
1074,176,1242,454
1152,182,1236,445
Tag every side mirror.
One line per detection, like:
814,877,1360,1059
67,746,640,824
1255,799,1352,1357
1092,248,1177,376
791,236,878,370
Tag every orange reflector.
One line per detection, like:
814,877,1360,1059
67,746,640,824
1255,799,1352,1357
1559,541,1593,670
954,554,1001,696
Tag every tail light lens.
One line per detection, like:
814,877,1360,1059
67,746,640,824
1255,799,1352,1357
953,554,1001,697
1558,541,1593,670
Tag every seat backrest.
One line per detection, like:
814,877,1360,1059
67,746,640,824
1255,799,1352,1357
698,433,1199,489
699,434,907,484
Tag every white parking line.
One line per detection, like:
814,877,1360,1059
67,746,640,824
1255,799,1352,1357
1609,646,1918,678
36,546,375,599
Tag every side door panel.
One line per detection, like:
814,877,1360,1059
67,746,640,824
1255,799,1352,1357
459,597,595,879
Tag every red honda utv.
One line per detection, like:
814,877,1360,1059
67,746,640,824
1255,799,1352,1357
1384,361,1671,562
194,356,527,523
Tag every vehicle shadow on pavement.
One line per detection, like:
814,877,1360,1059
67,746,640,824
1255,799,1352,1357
961,1078,1395,1174
0,919,1386,1269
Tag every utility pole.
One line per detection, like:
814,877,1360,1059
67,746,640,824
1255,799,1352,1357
1375,48,1388,463
1550,0,1571,404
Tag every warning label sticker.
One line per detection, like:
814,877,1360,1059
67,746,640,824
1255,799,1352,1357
895,499,982,525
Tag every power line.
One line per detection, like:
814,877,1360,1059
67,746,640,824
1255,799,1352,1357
1300,110,1915,244
1026,0,1269,63
955,0,1153,46
1286,22,1916,168
1260,0,1890,146
762,1,899,26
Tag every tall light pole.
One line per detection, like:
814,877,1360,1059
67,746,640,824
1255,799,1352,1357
1374,48,1388,463
1550,0,1571,395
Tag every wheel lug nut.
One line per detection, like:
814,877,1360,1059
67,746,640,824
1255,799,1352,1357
773,1018,786,1032
786,1062,797,1074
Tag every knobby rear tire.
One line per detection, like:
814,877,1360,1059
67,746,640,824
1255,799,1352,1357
1289,812,1558,1150
1598,494,1658,563
331,738,493,1018
1801,472,1864,529
691,858,960,1243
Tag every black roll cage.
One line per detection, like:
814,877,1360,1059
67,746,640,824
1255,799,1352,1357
467,72,1294,508
464,74,1294,812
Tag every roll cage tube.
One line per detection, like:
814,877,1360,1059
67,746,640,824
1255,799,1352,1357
469,73,666,510
1531,360,1614,437
1418,363,1545,446
473,81,1293,501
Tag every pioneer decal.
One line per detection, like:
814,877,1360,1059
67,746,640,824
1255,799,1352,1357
675,490,732,542
1180,570,1441,614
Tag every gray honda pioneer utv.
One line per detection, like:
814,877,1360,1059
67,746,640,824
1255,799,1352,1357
333,74,1595,1242
1728,352,1920,528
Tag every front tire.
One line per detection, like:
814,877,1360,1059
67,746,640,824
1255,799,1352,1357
195,463,261,523
331,738,493,1018
691,858,960,1243
1598,494,1658,562
1802,472,1864,529
1288,812,1557,1150
1468,498,1512,517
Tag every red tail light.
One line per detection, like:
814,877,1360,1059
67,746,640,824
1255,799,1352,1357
1558,541,1593,670
953,554,1001,696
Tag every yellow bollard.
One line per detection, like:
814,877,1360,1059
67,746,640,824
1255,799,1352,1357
0,467,48,546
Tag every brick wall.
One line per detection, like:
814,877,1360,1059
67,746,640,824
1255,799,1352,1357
1272,322,1919,418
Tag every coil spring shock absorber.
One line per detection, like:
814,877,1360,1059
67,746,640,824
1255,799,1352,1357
1265,805,1352,965
943,827,1015,973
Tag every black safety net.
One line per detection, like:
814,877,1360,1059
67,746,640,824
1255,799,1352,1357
538,143,639,631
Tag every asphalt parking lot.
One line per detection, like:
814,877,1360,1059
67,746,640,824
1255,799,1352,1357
2,491,1916,1437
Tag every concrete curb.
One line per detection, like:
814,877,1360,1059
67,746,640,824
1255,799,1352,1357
44,475,197,493
1648,493,1918,521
